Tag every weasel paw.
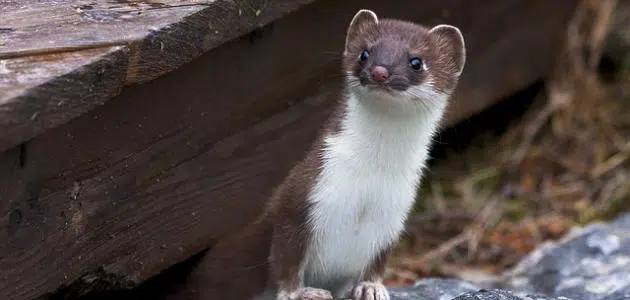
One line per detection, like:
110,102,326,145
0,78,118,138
351,281,390,300
278,287,334,300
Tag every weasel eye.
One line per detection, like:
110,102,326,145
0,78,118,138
359,49,370,61
409,57,423,70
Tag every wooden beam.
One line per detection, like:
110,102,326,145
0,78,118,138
0,0,316,153
0,47,128,154
0,84,333,300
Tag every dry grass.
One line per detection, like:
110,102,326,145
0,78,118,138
385,0,630,286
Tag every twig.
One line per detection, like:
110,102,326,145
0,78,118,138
401,197,500,269
544,181,586,198
400,230,470,268
510,103,555,166
407,212,477,224
467,196,501,259
586,0,618,72
590,140,630,178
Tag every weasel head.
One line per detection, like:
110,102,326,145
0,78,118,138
343,9,466,110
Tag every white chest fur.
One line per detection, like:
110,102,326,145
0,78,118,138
303,91,447,294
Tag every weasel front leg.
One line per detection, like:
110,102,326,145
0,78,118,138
350,247,391,300
269,208,333,300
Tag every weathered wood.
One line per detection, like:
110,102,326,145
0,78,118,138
0,0,314,61
0,0,210,59
0,47,128,151
0,0,315,153
0,74,335,300
0,0,579,299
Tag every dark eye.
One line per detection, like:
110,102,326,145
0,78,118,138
359,49,370,61
409,57,423,70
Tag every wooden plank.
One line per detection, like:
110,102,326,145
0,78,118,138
0,0,579,299
0,0,209,59
0,47,128,151
0,72,335,300
0,0,316,153
0,0,314,60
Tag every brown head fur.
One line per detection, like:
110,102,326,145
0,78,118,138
343,10,466,95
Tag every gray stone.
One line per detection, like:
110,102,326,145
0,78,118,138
389,279,479,300
451,289,560,300
389,213,630,300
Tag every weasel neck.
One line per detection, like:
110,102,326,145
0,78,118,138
323,90,448,172
302,88,450,288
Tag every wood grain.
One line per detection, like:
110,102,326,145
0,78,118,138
0,0,313,60
0,69,335,300
0,0,315,153
0,47,128,152
0,0,208,58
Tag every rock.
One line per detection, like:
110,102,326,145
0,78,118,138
500,214,630,300
389,279,479,300
390,280,562,300
451,289,563,300
390,213,630,300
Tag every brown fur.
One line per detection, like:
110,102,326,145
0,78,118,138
344,17,464,94
160,9,464,300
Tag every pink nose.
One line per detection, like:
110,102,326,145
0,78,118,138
371,66,389,82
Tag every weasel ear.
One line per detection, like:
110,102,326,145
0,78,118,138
345,9,378,53
428,25,466,76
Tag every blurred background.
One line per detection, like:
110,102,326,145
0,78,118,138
384,0,630,287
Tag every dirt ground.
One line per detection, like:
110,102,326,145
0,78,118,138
385,0,630,287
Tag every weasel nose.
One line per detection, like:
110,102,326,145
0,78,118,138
371,66,389,82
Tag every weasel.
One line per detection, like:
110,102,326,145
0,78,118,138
163,8,465,300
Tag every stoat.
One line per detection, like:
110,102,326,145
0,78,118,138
162,8,466,300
